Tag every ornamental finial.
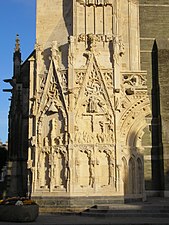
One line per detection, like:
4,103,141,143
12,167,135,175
15,34,20,52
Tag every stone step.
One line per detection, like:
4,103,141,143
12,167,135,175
83,208,169,213
95,204,169,210
81,212,169,217
35,214,169,225
80,201,169,218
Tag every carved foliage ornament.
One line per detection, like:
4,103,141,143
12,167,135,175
78,33,114,43
123,73,147,87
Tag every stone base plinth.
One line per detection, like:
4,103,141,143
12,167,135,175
33,196,124,213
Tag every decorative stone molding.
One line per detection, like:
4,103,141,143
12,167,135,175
77,0,113,6
78,34,117,43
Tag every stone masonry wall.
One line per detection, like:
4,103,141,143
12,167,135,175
139,0,169,196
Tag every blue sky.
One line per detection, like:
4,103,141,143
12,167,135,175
0,0,36,143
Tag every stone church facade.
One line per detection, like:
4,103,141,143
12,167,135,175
5,0,169,209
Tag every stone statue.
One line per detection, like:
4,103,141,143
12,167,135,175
109,161,115,185
51,41,61,67
87,34,97,51
37,151,45,187
87,97,97,113
89,162,95,187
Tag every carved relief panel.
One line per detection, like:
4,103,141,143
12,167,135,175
74,54,114,146
73,52,116,190
35,57,68,191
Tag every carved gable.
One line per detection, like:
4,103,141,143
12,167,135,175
74,53,114,146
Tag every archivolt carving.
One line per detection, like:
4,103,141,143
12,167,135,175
120,96,149,123
120,101,151,149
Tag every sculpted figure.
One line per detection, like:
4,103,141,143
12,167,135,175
37,151,45,187
89,162,95,187
64,161,70,189
87,34,96,51
75,159,80,182
87,97,97,113
109,160,115,185
51,41,61,67
89,152,95,187
52,153,58,188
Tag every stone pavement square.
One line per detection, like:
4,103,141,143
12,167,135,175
0,214,169,225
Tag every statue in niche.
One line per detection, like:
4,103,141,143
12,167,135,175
106,131,114,143
109,160,115,185
114,36,125,57
116,165,120,189
64,161,70,189
87,97,98,113
87,34,96,51
37,120,42,148
75,159,80,182
119,38,125,56
75,130,83,143
106,123,114,143
30,99,36,116
96,121,104,143
113,36,125,92
50,118,57,146
37,151,46,187
52,153,58,188
89,161,95,187
53,163,58,188
88,152,95,187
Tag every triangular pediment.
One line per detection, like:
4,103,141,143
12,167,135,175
37,60,67,116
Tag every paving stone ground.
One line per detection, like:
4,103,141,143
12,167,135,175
0,198,169,225
0,214,169,225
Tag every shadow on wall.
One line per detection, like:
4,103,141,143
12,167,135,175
63,0,73,37
151,40,164,193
